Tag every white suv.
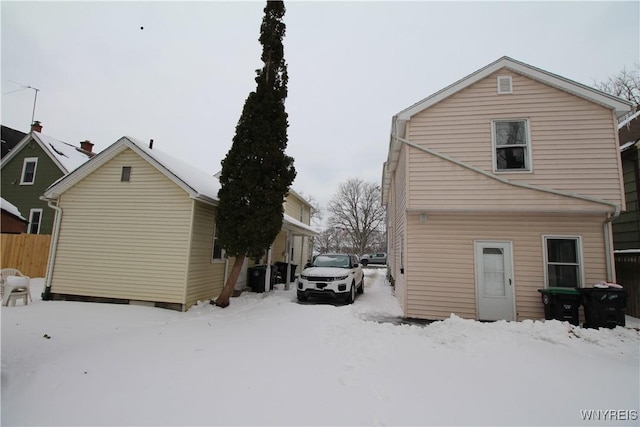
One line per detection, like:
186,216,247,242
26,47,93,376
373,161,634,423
297,254,364,303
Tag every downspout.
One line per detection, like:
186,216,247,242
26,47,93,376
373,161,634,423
40,196,62,299
603,206,620,282
392,135,622,282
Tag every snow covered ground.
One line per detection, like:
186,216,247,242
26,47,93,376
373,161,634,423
2,269,639,426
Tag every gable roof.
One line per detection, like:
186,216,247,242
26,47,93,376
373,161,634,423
44,136,221,205
0,131,93,173
1,125,27,159
394,56,633,137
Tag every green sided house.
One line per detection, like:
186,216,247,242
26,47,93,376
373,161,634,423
42,136,316,310
382,56,632,322
1,122,95,235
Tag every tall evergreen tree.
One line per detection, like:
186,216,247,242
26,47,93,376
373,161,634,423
214,0,295,307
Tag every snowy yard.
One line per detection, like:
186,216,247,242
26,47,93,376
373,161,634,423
2,269,639,426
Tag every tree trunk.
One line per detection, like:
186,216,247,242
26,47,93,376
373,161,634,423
213,253,246,308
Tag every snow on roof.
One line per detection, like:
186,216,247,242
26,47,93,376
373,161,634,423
620,140,638,152
618,110,640,129
283,213,318,235
125,137,221,202
34,132,92,173
0,197,25,220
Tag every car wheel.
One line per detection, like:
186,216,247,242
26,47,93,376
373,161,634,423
361,259,368,267
346,284,355,304
357,278,364,294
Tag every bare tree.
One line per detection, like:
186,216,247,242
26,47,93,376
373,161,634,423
327,178,386,255
314,227,350,254
594,64,640,110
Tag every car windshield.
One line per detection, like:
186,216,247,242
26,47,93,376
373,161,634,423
313,255,350,268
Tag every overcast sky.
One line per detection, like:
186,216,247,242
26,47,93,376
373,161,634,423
2,1,639,223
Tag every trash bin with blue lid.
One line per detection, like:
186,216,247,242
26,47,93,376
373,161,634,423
538,287,581,326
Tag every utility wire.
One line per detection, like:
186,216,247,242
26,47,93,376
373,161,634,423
2,87,29,95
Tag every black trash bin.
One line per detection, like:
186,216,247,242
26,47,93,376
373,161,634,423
538,287,581,326
580,287,627,329
248,265,268,293
275,262,297,283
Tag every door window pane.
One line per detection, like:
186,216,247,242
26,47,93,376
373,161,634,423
483,248,505,297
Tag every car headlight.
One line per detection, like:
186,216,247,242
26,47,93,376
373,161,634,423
301,274,308,280
335,275,348,281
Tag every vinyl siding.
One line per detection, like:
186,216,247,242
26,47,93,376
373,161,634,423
184,201,225,308
407,70,624,207
391,144,409,311
613,147,640,249
284,193,310,223
283,193,312,276
50,148,192,303
405,212,607,321
0,140,65,234
406,143,613,213
272,230,287,263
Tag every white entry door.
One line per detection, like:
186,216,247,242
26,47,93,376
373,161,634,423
475,241,514,321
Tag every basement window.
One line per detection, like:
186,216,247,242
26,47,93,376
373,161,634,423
121,166,132,182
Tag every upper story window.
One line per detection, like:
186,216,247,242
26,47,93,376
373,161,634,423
492,119,531,172
20,157,38,185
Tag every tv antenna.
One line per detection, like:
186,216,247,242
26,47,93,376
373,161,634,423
4,80,40,126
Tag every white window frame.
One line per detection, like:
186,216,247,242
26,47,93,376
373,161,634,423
497,75,513,94
20,157,39,185
491,119,532,173
211,222,226,262
542,235,584,288
28,208,43,234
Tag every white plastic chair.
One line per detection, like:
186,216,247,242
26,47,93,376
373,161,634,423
1,268,32,306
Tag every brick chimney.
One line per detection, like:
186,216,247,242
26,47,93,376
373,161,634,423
31,121,42,133
80,140,94,153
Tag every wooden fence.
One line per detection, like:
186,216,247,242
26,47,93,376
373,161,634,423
1,234,51,278
615,251,640,318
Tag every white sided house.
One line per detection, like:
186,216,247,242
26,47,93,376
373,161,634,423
382,56,632,322
43,136,316,310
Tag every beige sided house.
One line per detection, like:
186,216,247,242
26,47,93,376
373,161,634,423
270,189,315,277
43,136,316,310
382,56,632,322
